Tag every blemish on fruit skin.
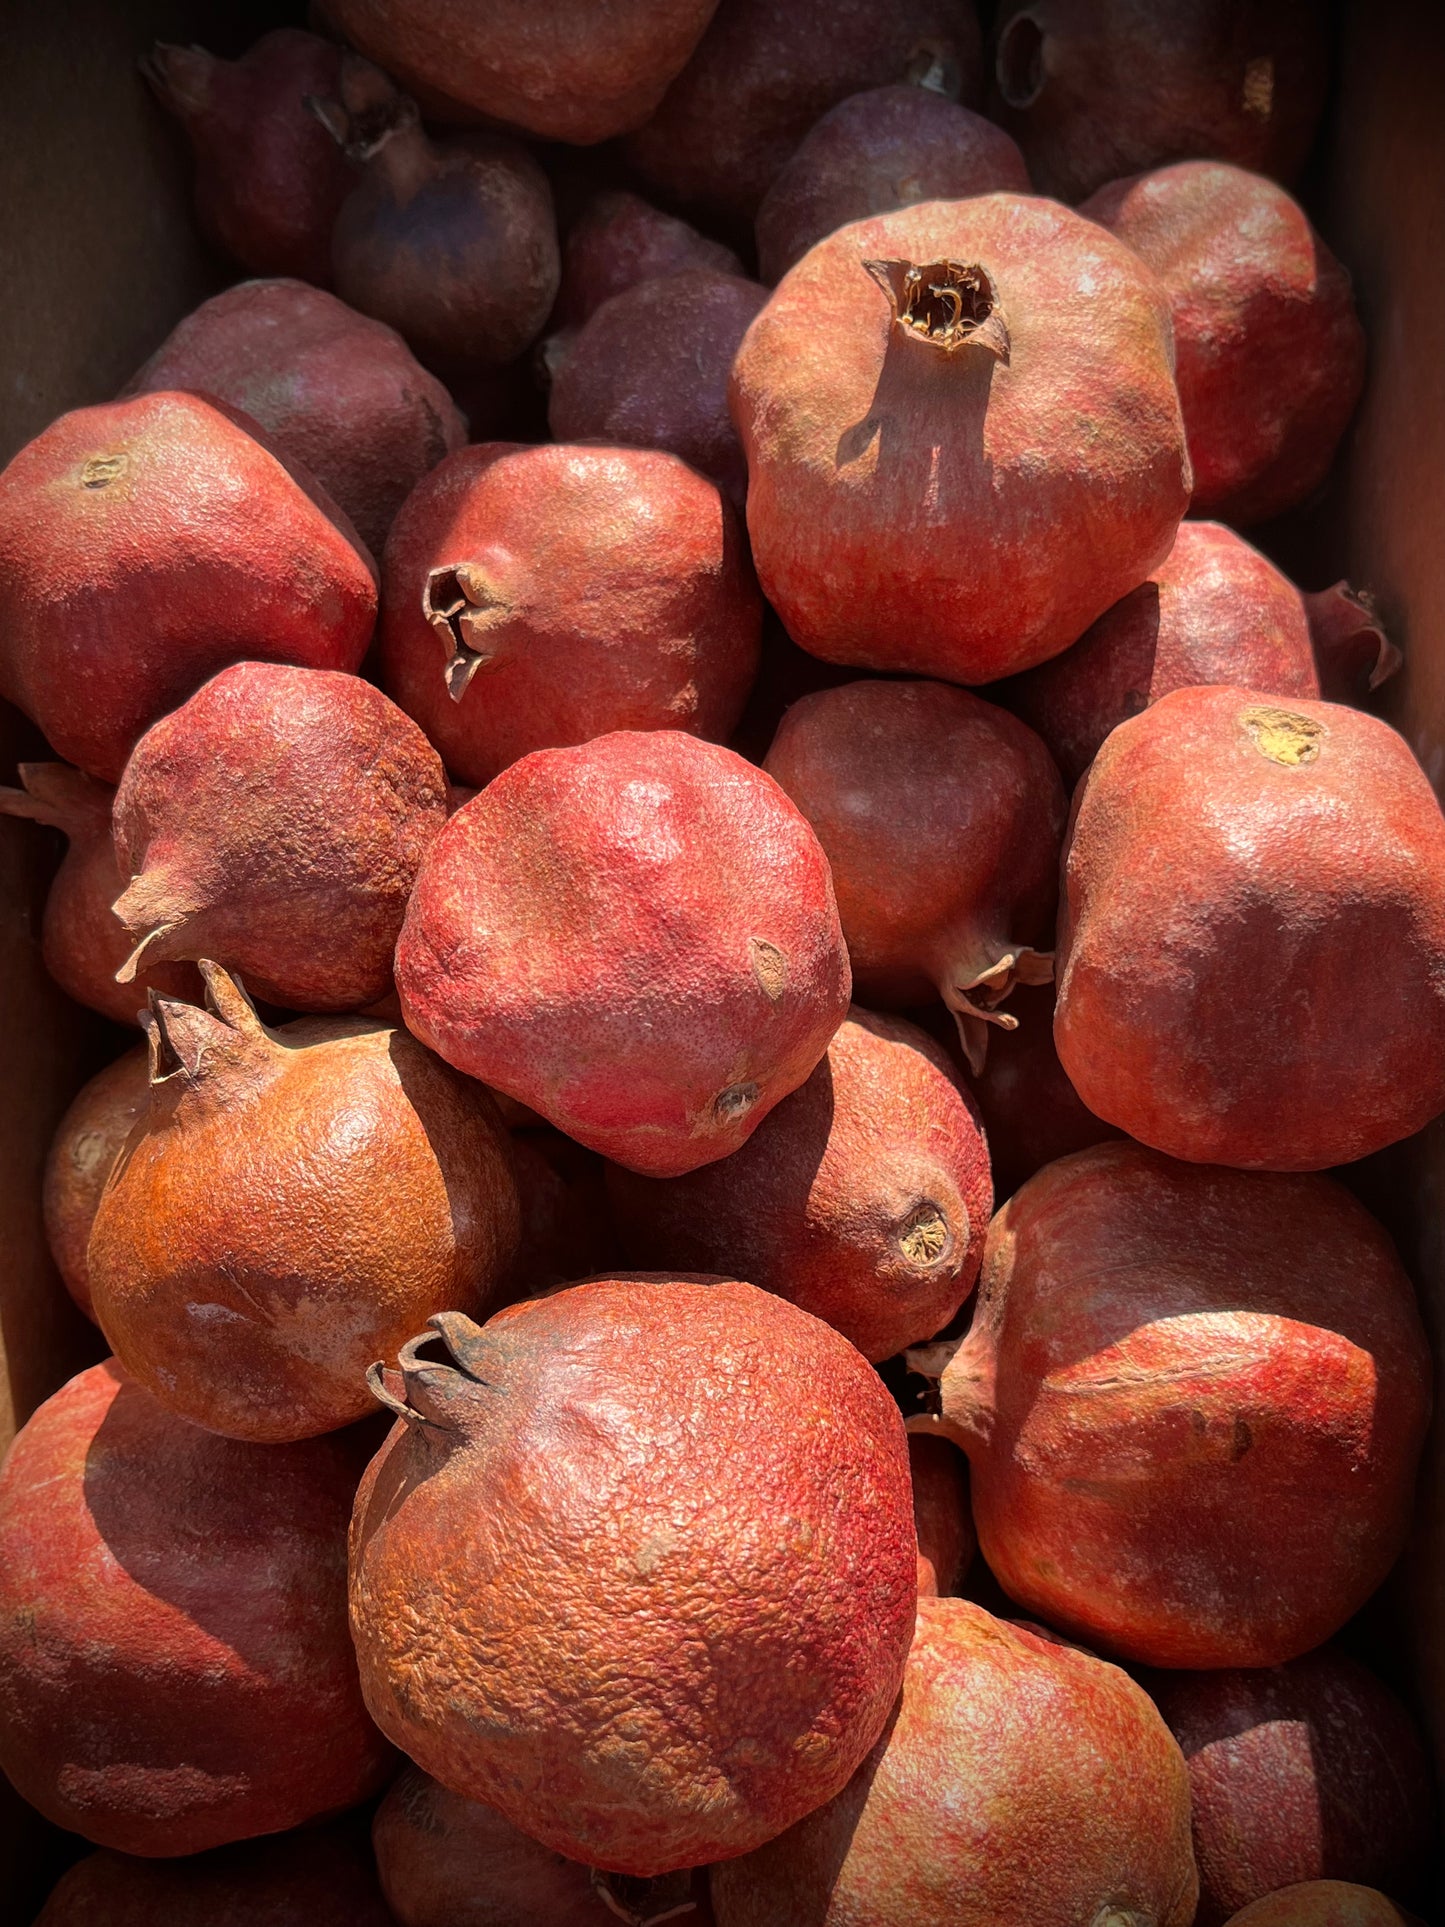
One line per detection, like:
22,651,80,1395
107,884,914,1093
81,452,128,488
1240,704,1323,766
750,938,788,1000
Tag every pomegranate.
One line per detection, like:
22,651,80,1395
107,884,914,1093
0,1358,393,1853
1149,1647,1434,1925
1080,161,1365,524
1054,686,1445,1168
379,442,761,787
141,30,356,284
623,0,985,229
911,1141,1432,1667
756,86,1031,284
553,188,744,330
0,764,198,1025
710,1595,1198,1926
909,1433,973,1596
966,981,1120,1199
1307,582,1401,706
1226,1888,1425,1927
42,1044,150,1321
350,1279,916,1874
763,680,1066,1071
731,195,1191,681
989,1,1330,204
1003,521,1321,785
88,962,520,1443
124,280,466,557
549,269,767,506
111,662,447,1012
607,1006,992,1361
395,731,851,1177
504,1134,620,1303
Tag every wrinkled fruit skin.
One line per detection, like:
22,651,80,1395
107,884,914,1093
395,731,851,1177
624,0,985,228
349,1278,917,1875
608,1007,992,1362
923,1141,1432,1667
966,981,1120,1199
1054,686,1445,1168
125,279,467,557
710,1596,1199,1927
42,1044,151,1321
550,269,767,507
1225,1885,1425,1927
0,391,377,781
0,764,199,1025
380,441,761,787
0,1359,393,1854
553,188,744,330
89,967,520,1442
756,85,1031,284
111,662,447,1011
1004,520,1321,785
142,31,356,283
732,194,1190,682
1080,160,1366,523
1149,1647,1434,1926
989,0,1329,204
909,1433,974,1596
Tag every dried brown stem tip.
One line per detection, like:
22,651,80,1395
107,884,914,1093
864,257,1010,358
425,563,511,702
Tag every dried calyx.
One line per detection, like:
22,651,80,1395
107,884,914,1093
864,258,1010,359
366,1311,495,1431
144,959,265,1086
306,52,416,164
425,564,512,702
1306,581,1402,702
944,945,1055,1074
593,1868,699,1924
903,38,966,99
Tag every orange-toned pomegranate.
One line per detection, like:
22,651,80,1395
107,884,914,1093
42,1044,150,1321
909,1433,973,1596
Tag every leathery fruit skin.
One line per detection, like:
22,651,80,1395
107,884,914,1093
348,1278,917,1876
395,730,851,1177
0,390,377,782
1053,685,1445,1168
911,1141,1432,1668
379,441,761,788
43,1043,151,1321
87,963,520,1443
730,193,1190,683
0,1359,394,1855
111,662,448,1012
909,1433,973,1596
1225,1886,1425,1927
553,187,744,331
709,1595,1199,1927
607,1007,992,1362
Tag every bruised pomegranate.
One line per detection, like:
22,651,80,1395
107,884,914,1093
1226,1887,1425,1927
42,1044,150,1321
1149,1647,1434,1925
142,31,356,283
1307,583,1400,706
756,86,1031,283
912,1141,1432,1667
88,963,520,1442
554,188,744,331
731,194,1190,681
0,1359,393,1853
351,1282,915,1875
503,1134,620,1303
966,981,1120,1198
1080,161,1365,524
764,681,1066,1071
124,280,466,557
396,731,851,1176
990,0,1329,203
0,764,198,1024
380,442,761,786
909,1434,973,1596
111,662,446,1012
549,269,767,506
1054,687,1445,1168
710,1595,1198,1926
607,1007,991,1361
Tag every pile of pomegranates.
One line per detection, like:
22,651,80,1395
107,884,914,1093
1,4,1438,1924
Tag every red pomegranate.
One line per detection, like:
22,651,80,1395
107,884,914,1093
1054,686,1445,1168
1226,1886,1425,1927
395,731,851,1177
141,31,356,284
549,269,767,506
1080,161,1365,524
111,662,446,1012
503,1133,620,1304
88,963,520,1443
42,1044,150,1321
124,280,466,557
350,1280,916,1874
1148,1646,1434,1925
0,764,198,1025
0,391,377,782
764,680,1066,1071
710,1595,1198,1926
911,1141,1432,1668
607,1007,991,1362
1307,581,1401,706
379,442,761,787
909,1433,973,1596
623,0,985,229
989,0,1329,204
756,85,1031,283
966,981,1120,1199
1003,521,1321,785
731,194,1190,681
553,188,744,330
0,1359,393,1854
